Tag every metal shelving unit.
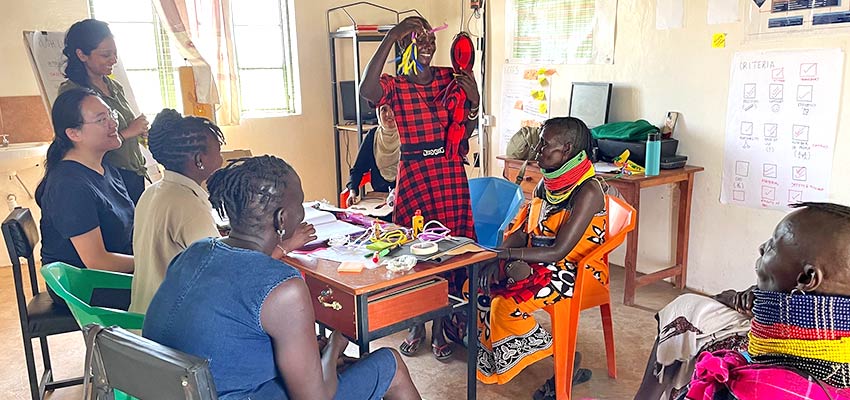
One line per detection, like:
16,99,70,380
327,3,417,203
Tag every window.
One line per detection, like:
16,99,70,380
89,0,183,117
507,0,616,64
231,0,298,114
89,0,298,117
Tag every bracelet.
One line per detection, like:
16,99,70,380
470,104,480,112
467,112,479,120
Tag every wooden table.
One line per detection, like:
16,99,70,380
285,251,496,400
601,166,704,306
498,156,704,306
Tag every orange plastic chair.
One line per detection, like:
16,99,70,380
339,172,371,207
543,195,637,400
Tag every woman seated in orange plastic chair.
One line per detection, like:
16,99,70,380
471,117,606,398
341,104,399,208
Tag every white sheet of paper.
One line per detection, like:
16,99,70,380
593,161,621,174
656,0,684,30
303,203,338,226
720,49,844,210
317,194,392,217
308,247,376,265
308,220,365,247
302,202,365,246
708,0,739,24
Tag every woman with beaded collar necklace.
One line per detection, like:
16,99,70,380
637,202,850,400
471,117,606,394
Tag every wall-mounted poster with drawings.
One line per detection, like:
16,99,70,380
720,48,844,210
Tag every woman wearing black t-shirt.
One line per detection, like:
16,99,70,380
36,88,135,308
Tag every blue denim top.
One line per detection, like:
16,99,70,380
143,238,301,399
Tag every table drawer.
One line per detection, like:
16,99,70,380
502,161,542,199
305,275,449,340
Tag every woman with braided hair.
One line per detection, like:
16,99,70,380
144,156,420,400
128,109,224,314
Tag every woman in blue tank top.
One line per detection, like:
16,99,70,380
143,156,421,400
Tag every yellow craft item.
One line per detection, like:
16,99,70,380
612,149,645,174
612,149,631,165
538,103,548,114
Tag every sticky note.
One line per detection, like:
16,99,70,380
538,103,548,114
530,90,546,100
538,76,549,85
338,261,365,273
712,33,726,48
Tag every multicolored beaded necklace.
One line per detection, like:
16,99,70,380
749,289,850,388
540,150,596,205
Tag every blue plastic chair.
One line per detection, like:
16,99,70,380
468,177,526,248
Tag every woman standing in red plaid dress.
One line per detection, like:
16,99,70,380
361,16,478,362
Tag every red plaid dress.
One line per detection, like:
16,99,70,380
376,67,476,241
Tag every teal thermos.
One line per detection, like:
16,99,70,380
645,132,661,176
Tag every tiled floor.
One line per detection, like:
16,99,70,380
0,265,682,400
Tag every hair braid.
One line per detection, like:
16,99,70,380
206,156,296,231
148,109,225,173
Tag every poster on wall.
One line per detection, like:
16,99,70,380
23,31,140,112
505,0,617,64
747,0,850,36
720,48,844,210
498,64,553,158
23,30,160,181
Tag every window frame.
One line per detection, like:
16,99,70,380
88,0,300,118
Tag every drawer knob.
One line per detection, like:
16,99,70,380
318,288,343,311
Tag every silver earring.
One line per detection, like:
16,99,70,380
277,228,286,240
197,162,205,170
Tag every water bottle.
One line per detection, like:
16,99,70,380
645,132,661,176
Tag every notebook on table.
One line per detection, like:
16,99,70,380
303,203,365,247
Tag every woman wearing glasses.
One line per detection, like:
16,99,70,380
59,19,149,204
35,87,135,309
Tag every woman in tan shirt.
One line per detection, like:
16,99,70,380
129,109,224,314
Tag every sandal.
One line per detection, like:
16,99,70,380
431,341,453,362
442,312,468,347
532,352,592,400
399,334,425,357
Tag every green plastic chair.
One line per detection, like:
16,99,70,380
40,262,144,330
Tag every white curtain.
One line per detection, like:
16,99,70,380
153,0,241,125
